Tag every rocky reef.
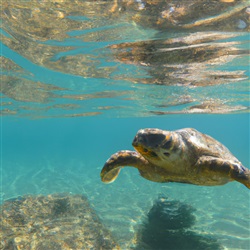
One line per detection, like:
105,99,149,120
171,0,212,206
135,195,223,250
0,193,120,250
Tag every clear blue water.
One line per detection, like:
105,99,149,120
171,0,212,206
1,1,250,249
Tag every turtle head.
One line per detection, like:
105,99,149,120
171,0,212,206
132,128,181,166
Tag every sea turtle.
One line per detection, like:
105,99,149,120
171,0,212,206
100,128,250,189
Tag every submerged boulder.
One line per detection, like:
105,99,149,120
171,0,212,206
147,196,196,230
0,193,120,250
135,195,223,250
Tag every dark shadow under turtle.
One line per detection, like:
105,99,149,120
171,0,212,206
135,196,223,250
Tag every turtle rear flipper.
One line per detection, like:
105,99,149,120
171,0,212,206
230,165,250,189
196,156,250,189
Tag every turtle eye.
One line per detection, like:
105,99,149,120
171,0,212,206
150,151,158,157
163,152,170,157
162,137,172,149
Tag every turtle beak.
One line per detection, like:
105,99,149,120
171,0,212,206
132,133,158,157
132,134,147,154
132,139,143,155
132,135,139,147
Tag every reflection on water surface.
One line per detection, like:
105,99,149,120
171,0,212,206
1,0,249,118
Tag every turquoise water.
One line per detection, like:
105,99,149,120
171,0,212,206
2,115,250,249
1,1,250,249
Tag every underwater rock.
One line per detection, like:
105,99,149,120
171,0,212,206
135,196,223,250
147,196,196,230
0,193,120,250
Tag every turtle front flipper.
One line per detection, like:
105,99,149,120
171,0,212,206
100,150,150,183
195,156,250,189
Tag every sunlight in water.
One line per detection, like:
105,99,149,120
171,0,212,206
1,1,250,249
